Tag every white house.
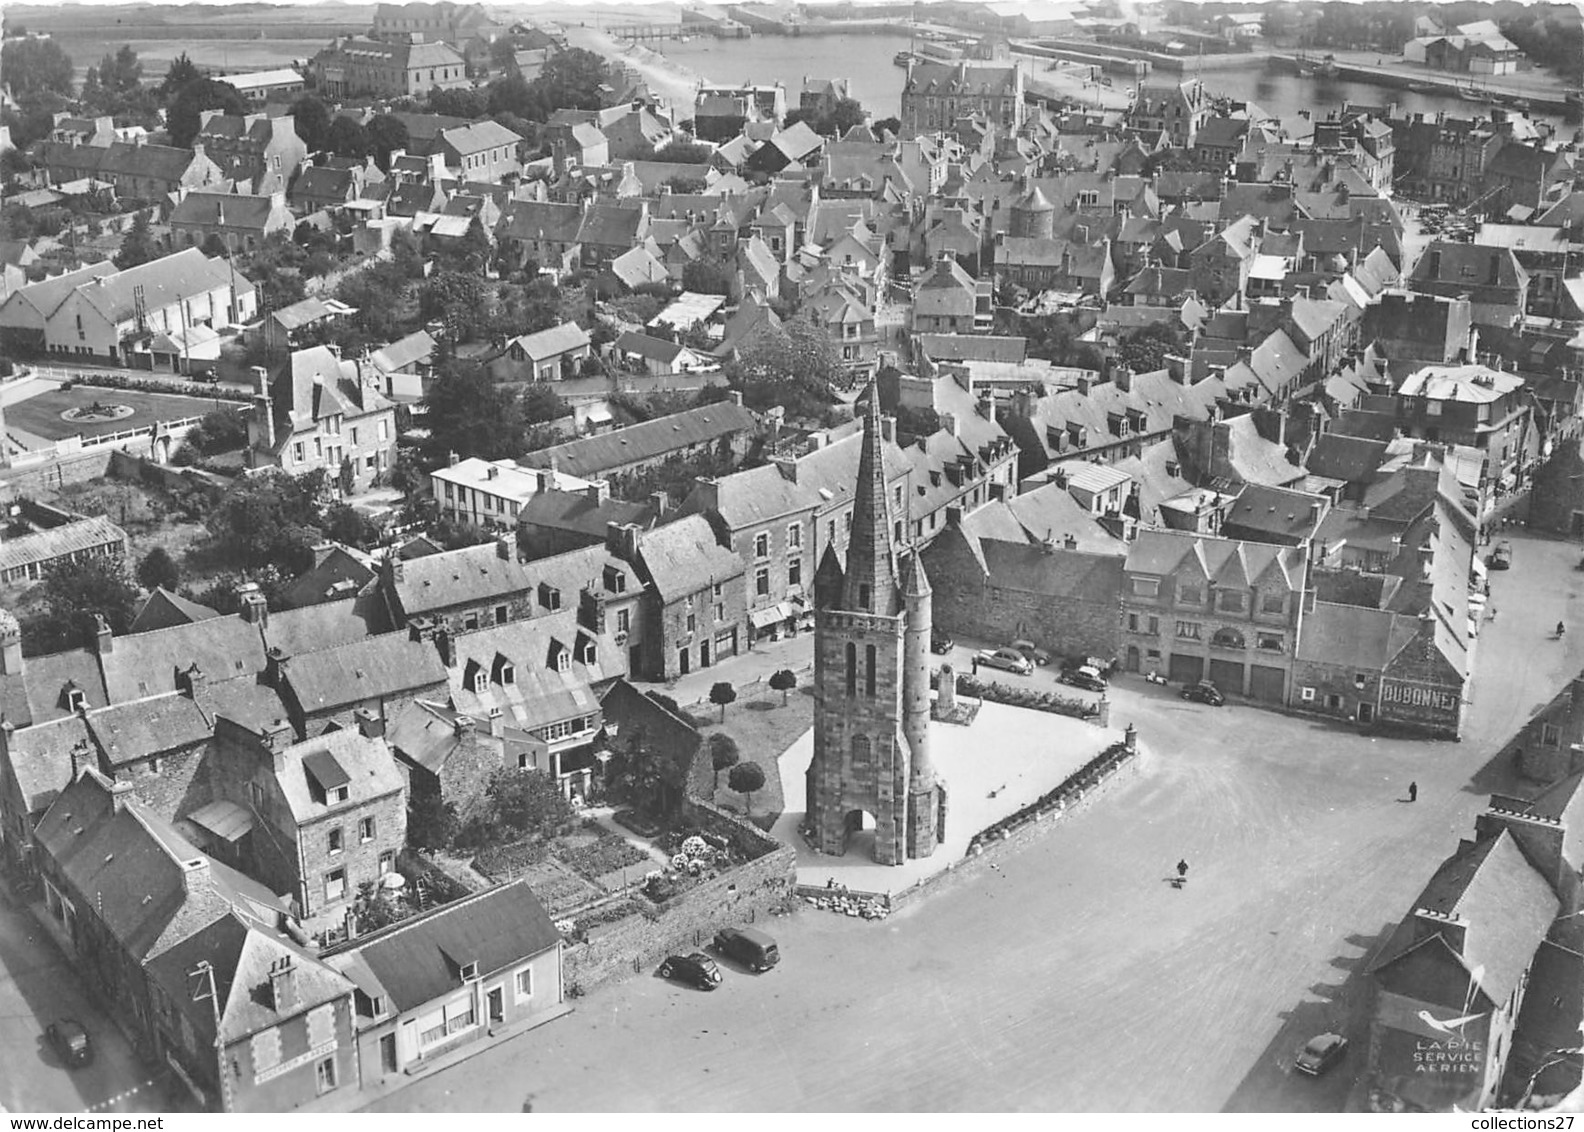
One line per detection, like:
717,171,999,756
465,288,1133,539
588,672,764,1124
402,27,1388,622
488,321,592,382
430,456,595,531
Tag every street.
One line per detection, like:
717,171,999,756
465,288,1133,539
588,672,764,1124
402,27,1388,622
0,886,167,1115
372,530,1584,1112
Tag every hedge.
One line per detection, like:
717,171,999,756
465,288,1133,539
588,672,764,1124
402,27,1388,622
948,673,1100,720
58,369,253,403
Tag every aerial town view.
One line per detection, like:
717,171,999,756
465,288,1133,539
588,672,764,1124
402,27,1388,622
0,0,1583,1117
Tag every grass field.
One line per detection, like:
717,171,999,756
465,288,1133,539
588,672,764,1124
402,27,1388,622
7,385,226,443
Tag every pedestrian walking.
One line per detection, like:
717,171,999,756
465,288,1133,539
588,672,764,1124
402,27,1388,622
971,655,980,675
1176,858,1189,882
1408,781,1418,803
1559,622,1568,639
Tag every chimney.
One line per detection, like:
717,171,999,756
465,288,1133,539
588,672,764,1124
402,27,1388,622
434,627,453,668
312,541,336,568
268,956,299,1013
448,450,460,467
939,411,958,437
264,646,289,687
1063,532,1078,550
261,717,293,759
251,365,275,450
0,613,23,677
452,713,474,738
606,521,642,561
728,389,744,407
487,705,504,738
354,707,384,739
1075,375,1091,396
649,490,669,516
496,536,511,561
91,613,112,656
1113,367,1133,393
586,480,611,504
177,662,207,697
237,582,268,626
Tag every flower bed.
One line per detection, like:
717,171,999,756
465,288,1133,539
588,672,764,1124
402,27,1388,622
59,369,252,403
612,808,662,837
555,833,651,881
945,673,1099,720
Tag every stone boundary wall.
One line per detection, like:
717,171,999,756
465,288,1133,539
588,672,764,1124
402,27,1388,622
0,448,115,496
561,801,796,993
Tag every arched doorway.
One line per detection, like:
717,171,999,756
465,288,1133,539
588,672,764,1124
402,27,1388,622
842,809,877,860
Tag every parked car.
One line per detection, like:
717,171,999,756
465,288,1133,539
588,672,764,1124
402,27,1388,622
658,953,723,990
1488,541,1512,570
976,647,1033,675
46,1019,92,1068
1181,681,1226,706
1060,665,1108,692
930,629,954,655
713,926,780,971
1061,654,1113,675
1011,639,1051,666
1295,1032,1349,1076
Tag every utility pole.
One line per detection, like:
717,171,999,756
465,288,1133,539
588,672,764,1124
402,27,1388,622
190,960,228,1112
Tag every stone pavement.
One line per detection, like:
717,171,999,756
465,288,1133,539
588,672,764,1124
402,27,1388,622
769,701,1124,892
652,631,815,707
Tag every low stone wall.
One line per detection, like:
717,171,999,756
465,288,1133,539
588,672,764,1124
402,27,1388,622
561,801,796,994
0,447,115,496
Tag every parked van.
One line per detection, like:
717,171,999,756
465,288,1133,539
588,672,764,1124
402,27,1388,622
712,926,780,971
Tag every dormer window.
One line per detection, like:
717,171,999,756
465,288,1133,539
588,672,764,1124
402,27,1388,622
66,688,86,713
460,961,479,981
556,650,570,674
328,784,349,805
492,654,514,686
464,659,486,694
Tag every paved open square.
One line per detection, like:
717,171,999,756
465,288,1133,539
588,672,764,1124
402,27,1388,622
770,703,1125,891
373,529,1584,1113
4,382,222,446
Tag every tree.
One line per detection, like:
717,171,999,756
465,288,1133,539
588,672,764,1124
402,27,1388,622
1116,321,1186,374
728,761,766,815
165,78,245,149
290,94,331,152
158,52,201,98
136,547,181,593
486,767,575,840
486,73,536,119
872,116,901,139
709,680,737,722
529,47,609,115
519,384,570,426
420,362,531,467
322,502,380,547
826,97,866,136
325,116,370,159
1,37,74,97
367,114,410,171
681,257,734,296
726,316,841,422
708,732,740,792
114,212,157,270
428,86,489,119
768,668,797,705
22,556,140,655
204,468,327,573
407,789,459,851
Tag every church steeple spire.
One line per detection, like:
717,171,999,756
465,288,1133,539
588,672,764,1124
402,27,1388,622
841,388,898,615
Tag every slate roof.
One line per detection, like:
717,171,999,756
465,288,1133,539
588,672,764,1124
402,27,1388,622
1222,483,1328,542
1296,600,1416,668
509,321,590,362
274,728,404,824
87,693,213,767
100,615,265,702
1372,830,1558,1010
3,714,93,817
389,541,535,616
915,334,1026,364
636,513,745,601
333,880,558,1012
496,199,583,245
281,633,447,716
1124,529,1307,592
446,611,604,729
170,190,288,232
576,203,646,248
439,120,522,155
519,402,757,479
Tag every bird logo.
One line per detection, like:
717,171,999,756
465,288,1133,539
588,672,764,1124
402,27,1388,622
1417,1010,1486,1035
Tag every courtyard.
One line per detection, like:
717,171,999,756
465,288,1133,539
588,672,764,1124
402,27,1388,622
373,529,1584,1113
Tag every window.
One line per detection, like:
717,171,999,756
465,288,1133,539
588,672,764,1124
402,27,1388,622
715,603,725,622
328,828,344,855
515,967,534,1001
324,867,347,903
249,781,265,808
1132,578,1160,597
1216,590,1246,613
894,485,903,510
1177,583,1203,605
1127,613,1139,631
350,426,360,447
616,608,630,634
1175,621,1201,640
1211,627,1246,649
865,644,877,697
845,642,857,695
359,816,376,842
464,612,479,631
1300,686,1316,702
754,532,770,558
328,784,349,805
379,851,395,875
756,569,769,596
293,442,306,463
1543,723,1562,747
712,581,722,600
1426,399,1442,417
828,519,836,543
315,1056,338,1095
788,558,802,587
845,512,853,530
1256,632,1284,653
788,524,801,549
851,734,871,764
687,612,697,634
1148,616,1159,635
496,604,509,625
1261,592,1285,615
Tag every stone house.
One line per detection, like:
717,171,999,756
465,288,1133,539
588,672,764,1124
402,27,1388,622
386,698,521,821
169,189,295,251
205,720,407,926
911,253,983,335
623,514,748,681
31,769,358,1112
194,112,308,196
245,347,399,494
325,879,563,1088
597,678,713,816
1120,529,1308,699
268,631,450,736
518,399,758,481
494,199,583,274
1188,215,1259,307
380,539,540,634
34,139,223,201
434,120,522,185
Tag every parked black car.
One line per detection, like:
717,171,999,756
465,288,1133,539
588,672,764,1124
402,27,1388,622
930,629,954,655
1181,681,1226,706
1295,1032,1348,1076
1059,665,1108,692
713,926,780,971
658,952,723,990
46,1019,92,1068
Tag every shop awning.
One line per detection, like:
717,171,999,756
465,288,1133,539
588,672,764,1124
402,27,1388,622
749,602,792,630
186,799,254,842
1470,556,1488,579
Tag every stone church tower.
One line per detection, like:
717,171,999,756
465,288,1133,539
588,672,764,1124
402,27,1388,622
805,393,945,864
